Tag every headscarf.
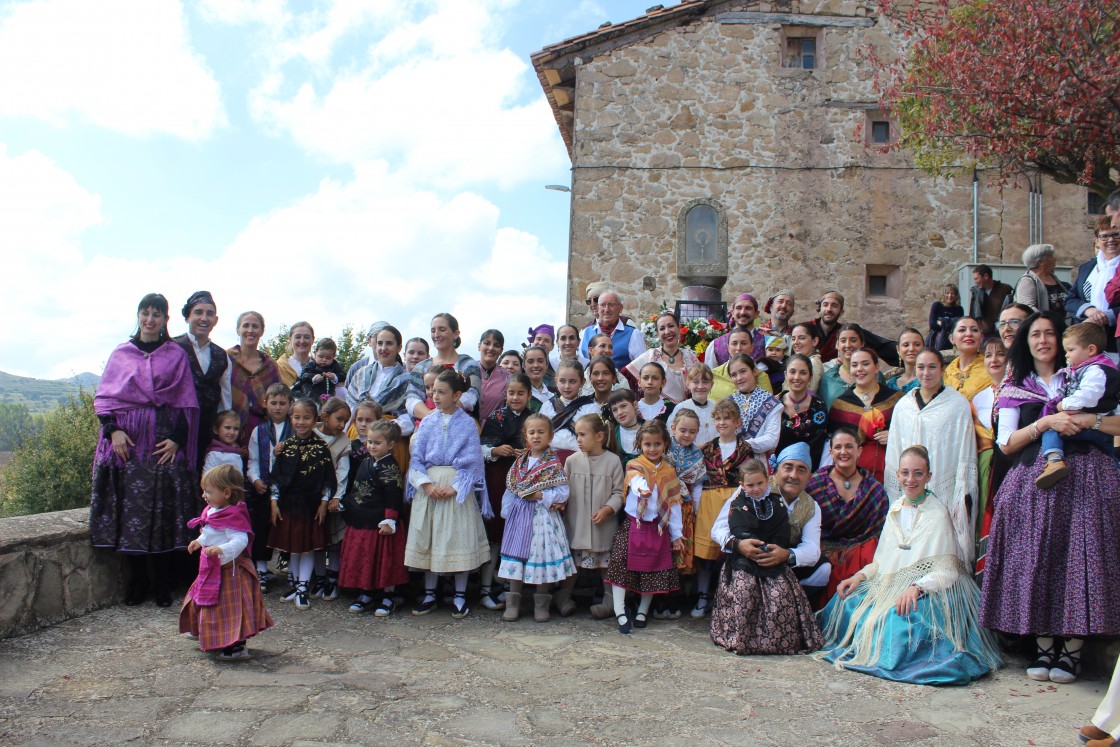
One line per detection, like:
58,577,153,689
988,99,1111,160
181,290,215,319
775,441,811,470
528,324,555,344
764,289,795,314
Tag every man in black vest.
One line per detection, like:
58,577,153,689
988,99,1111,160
175,290,231,469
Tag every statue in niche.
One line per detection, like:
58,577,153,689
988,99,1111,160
685,204,717,264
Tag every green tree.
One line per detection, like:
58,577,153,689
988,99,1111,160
334,324,365,373
0,403,35,451
0,390,99,517
260,324,291,362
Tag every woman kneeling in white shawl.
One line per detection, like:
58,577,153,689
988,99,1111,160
816,445,1000,686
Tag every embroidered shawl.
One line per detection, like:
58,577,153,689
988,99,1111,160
506,448,567,498
94,340,200,468
943,354,991,401
481,405,528,449
625,454,681,533
700,436,754,488
730,387,781,440
269,434,336,511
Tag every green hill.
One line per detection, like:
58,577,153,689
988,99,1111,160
0,371,101,414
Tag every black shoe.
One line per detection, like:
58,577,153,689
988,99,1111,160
450,595,470,619
154,587,173,608
124,578,148,606
633,611,648,629
374,598,396,617
616,612,632,635
276,553,289,572
412,590,438,616
349,597,377,614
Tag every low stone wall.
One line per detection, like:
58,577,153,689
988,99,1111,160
0,508,125,639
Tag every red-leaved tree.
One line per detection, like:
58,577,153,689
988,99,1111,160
867,0,1120,195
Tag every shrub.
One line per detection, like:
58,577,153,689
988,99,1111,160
0,390,99,517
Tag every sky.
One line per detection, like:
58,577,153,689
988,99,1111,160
0,0,660,379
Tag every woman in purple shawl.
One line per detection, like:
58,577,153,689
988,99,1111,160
980,310,1120,684
90,293,201,607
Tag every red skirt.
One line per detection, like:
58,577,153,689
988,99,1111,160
483,458,513,544
816,536,879,610
338,526,409,591
268,512,329,554
179,556,273,651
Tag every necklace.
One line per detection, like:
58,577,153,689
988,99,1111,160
749,493,774,520
786,390,810,409
854,387,876,410
660,347,678,364
833,468,858,491
906,489,931,506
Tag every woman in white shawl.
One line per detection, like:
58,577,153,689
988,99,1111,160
884,349,978,563
816,446,1000,686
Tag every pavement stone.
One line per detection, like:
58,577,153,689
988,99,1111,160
0,592,1109,746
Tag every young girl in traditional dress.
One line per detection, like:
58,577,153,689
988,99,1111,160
605,419,684,634
657,408,705,619
677,364,716,446
313,397,352,601
268,398,336,611
539,359,600,464
479,374,532,610
606,389,643,467
727,354,782,457
498,414,576,622
181,464,273,659
636,362,676,423
560,413,625,619
709,458,823,655
405,369,492,618
202,410,244,473
339,420,410,616
692,399,753,617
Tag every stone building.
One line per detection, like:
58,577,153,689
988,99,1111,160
532,0,1098,333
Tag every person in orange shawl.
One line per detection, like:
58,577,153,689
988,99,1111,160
604,419,684,634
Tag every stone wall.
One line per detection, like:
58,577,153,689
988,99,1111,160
565,0,1095,331
0,508,125,639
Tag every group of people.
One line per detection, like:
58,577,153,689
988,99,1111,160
86,192,1120,746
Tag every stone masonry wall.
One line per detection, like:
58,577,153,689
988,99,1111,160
565,0,1094,331
0,508,125,639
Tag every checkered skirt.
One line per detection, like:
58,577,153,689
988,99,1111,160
179,556,273,651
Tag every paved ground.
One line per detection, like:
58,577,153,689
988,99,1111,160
0,591,1108,747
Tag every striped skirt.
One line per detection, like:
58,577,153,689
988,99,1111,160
497,499,576,585
179,556,273,652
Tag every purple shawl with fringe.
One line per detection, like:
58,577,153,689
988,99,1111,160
186,502,253,606
1001,354,1120,415
405,407,492,519
94,341,200,468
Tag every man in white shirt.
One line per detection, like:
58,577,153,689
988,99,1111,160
579,289,646,370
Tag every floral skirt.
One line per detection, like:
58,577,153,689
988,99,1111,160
710,566,822,656
673,501,696,574
90,457,200,554
497,502,576,584
179,557,273,651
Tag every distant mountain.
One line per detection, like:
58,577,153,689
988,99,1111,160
0,370,101,414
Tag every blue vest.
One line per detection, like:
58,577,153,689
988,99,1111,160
581,322,639,371
256,420,292,485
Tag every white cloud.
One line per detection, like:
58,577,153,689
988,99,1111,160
0,150,565,379
208,0,567,190
0,0,225,139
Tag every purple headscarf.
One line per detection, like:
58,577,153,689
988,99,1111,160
528,324,555,344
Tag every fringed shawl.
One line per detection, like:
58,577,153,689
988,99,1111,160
805,466,888,551
816,496,1001,674
94,340,200,468
347,361,412,417
884,387,979,563
186,502,253,606
506,448,567,498
700,436,754,488
227,346,281,445
625,455,681,533
407,408,491,518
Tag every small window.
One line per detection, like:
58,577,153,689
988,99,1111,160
871,121,891,144
1089,191,1106,216
865,111,896,147
786,37,816,69
866,264,902,300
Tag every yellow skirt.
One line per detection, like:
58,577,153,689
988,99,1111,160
693,487,737,561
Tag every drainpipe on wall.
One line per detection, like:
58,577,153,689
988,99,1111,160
972,167,979,265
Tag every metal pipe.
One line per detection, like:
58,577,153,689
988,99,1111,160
972,168,979,264
1038,178,1043,244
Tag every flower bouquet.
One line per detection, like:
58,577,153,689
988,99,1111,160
641,308,727,355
